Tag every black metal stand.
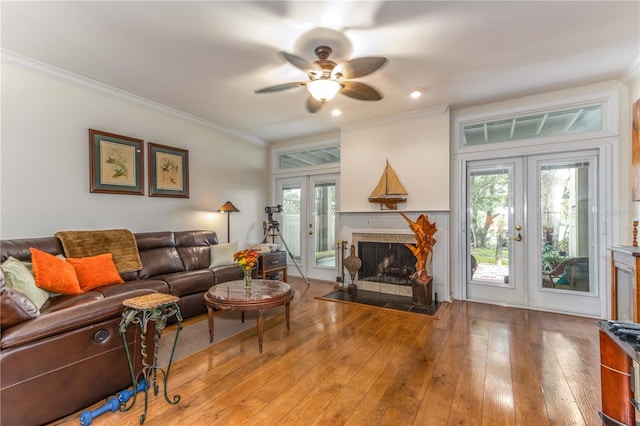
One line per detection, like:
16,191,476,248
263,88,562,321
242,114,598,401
262,220,310,286
118,294,182,424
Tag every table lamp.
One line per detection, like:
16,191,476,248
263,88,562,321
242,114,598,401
217,201,239,243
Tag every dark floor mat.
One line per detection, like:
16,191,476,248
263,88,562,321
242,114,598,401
316,289,447,319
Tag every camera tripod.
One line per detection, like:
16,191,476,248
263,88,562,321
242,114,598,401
262,219,310,286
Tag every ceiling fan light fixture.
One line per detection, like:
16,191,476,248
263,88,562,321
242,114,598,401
307,79,341,102
256,45,388,111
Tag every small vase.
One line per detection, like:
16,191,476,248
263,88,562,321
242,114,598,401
243,269,252,288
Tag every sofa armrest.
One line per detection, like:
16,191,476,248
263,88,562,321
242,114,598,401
211,265,243,284
40,291,105,313
0,289,155,350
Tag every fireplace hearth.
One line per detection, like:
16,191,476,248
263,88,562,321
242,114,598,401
358,241,415,285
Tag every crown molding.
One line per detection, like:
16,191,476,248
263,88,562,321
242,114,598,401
1,49,265,146
340,104,450,132
621,55,640,85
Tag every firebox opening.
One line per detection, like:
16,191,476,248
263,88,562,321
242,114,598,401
358,242,415,285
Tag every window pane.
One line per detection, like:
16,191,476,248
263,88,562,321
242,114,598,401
279,146,340,170
540,162,591,292
314,182,336,267
468,169,510,284
464,105,602,146
279,185,301,263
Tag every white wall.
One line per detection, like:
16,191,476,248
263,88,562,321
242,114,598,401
1,60,269,246
340,106,450,212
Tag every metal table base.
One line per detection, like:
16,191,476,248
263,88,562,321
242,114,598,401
118,293,182,424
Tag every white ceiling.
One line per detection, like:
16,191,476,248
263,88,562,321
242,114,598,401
2,1,639,143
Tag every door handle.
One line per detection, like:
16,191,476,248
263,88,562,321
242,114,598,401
512,224,523,241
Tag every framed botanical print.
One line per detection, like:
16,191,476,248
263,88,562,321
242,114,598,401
89,129,144,195
148,142,189,198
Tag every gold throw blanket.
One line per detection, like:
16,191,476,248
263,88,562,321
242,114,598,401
55,229,142,273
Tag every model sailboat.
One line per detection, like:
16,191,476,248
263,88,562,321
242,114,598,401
368,160,407,210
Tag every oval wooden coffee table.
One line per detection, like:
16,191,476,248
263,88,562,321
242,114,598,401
204,279,294,353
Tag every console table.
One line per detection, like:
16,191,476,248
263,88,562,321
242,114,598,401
258,250,288,282
608,246,640,321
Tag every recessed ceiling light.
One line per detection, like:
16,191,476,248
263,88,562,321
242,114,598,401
331,109,342,117
410,88,424,99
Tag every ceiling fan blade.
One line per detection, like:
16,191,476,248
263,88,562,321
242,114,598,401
334,57,388,79
306,95,323,113
279,51,320,73
254,82,305,94
340,81,383,101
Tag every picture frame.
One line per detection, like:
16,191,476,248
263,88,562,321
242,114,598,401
148,142,190,198
633,99,640,201
89,129,144,195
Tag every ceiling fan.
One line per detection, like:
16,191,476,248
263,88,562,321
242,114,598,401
255,46,388,113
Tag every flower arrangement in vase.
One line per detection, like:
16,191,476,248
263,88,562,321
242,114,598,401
233,249,259,288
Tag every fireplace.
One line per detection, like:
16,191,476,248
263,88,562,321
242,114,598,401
349,231,416,296
340,211,449,299
358,242,415,285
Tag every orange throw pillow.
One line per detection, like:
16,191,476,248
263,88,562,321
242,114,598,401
67,253,124,291
29,248,82,294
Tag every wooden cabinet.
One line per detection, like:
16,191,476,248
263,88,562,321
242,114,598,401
257,251,288,282
609,246,640,321
599,327,635,425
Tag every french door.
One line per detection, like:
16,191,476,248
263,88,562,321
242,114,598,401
466,150,601,316
466,157,526,305
275,174,339,281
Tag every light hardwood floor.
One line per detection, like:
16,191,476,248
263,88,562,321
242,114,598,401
58,277,602,426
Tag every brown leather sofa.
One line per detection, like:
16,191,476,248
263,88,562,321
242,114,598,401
0,230,242,426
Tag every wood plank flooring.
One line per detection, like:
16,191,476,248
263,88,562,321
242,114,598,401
56,278,602,426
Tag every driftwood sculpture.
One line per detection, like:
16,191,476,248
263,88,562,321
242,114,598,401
400,212,437,305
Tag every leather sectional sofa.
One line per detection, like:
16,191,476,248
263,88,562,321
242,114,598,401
0,230,242,426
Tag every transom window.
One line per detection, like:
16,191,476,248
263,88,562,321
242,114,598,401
278,146,340,170
463,105,602,146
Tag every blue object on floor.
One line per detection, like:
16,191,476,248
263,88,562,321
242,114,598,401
79,380,149,426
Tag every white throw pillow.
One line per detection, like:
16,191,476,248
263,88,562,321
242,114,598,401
2,256,51,308
210,241,238,268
